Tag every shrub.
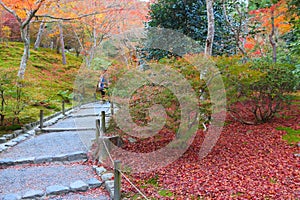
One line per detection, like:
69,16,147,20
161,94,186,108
217,56,299,124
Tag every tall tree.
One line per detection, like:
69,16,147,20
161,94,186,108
147,0,235,59
222,0,249,55
34,19,46,50
0,0,98,78
205,0,214,55
58,21,66,65
0,0,46,79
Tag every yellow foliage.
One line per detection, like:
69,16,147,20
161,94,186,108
2,25,11,38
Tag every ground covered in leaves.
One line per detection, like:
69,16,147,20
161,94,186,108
107,105,300,199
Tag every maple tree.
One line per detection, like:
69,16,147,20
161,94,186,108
0,0,49,79
244,0,292,61
70,0,148,67
0,0,98,78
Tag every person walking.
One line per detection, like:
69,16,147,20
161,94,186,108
97,69,109,102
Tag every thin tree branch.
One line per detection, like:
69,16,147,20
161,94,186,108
36,12,99,21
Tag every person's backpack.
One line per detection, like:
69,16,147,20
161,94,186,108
98,76,106,90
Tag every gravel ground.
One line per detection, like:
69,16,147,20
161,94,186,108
49,116,100,129
73,104,111,116
48,118,77,128
0,102,111,200
0,164,98,198
0,132,87,160
77,130,96,150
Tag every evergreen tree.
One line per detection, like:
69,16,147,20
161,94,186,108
144,0,235,59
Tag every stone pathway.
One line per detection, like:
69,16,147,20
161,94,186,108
0,102,114,200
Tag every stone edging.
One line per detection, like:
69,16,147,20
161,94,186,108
0,101,96,153
1,178,103,200
0,151,87,167
94,166,115,200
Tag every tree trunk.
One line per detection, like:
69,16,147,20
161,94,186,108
269,9,277,63
58,21,67,65
205,0,215,56
0,90,4,126
56,37,60,54
18,24,30,80
34,19,46,50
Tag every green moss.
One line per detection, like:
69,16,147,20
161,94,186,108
158,189,174,197
0,42,83,130
277,126,300,145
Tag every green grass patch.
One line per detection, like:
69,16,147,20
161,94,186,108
158,189,174,197
276,126,300,145
0,41,83,132
145,175,159,187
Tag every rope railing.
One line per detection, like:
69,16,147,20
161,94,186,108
119,170,150,200
96,108,149,200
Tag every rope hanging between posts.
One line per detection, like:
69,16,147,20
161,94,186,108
119,170,149,200
101,139,149,200
98,109,149,200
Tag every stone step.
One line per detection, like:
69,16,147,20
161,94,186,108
69,114,99,118
37,127,96,133
0,151,87,166
1,178,103,200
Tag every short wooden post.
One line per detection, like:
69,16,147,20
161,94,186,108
95,119,100,141
62,100,65,115
110,101,114,116
101,111,106,133
39,110,44,130
114,160,121,200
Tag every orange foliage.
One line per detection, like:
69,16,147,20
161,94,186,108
245,0,292,56
248,0,291,35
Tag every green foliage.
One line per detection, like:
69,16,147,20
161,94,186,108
90,57,112,70
145,0,235,59
0,42,82,128
57,90,73,103
145,175,159,187
0,69,14,126
158,189,174,197
284,0,300,61
248,0,280,10
0,124,22,136
277,126,300,145
217,56,299,124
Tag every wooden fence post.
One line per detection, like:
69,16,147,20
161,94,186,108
101,111,106,133
62,100,65,115
114,160,121,200
39,110,44,130
110,101,114,116
95,119,100,141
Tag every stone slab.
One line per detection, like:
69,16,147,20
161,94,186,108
95,166,107,175
34,156,53,164
22,189,44,199
67,151,87,161
14,157,35,165
70,180,88,192
104,180,114,191
87,178,103,189
2,194,21,200
101,173,114,181
0,137,7,143
0,165,95,196
46,185,70,195
4,141,17,147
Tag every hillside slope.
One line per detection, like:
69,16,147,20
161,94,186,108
0,42,83,133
